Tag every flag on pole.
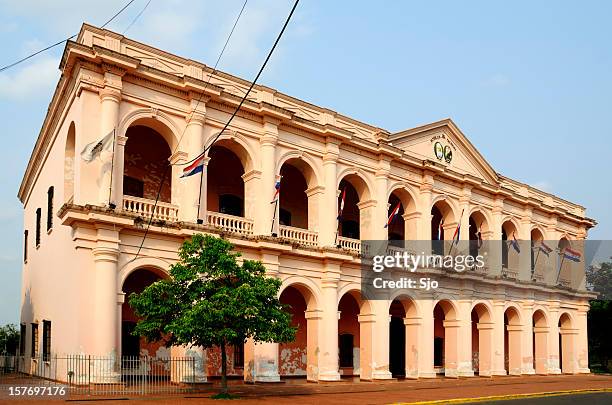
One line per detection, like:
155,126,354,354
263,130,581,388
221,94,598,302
81,129,114,162
180,156,206,178
538,241,553,257
437,218,444,241
337,188,346,220
563,247,582,262
451,209,464,247
384,202,401,228
508,233,521,253
476,222,483,249
271,175,282,203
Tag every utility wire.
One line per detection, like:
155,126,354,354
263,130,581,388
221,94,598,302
123,0,152,35
176,0,300,168
0,0,137,73
133,0,255,259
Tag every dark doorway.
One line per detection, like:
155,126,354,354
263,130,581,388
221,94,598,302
389,316,406,377
434,337,444,367
339,334,354,368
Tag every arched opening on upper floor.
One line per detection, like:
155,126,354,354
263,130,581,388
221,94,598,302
123,125,172,203
387,188,417,242
338,174,370,240
121,267,169,360
278,160,310,229
431,200,455,255
207,144,246,218
471,303,493,376
468,210,488,259
501,220,519,270
504,306,522,375
533,309,549,374
559,313,575,374
64,122,76,202
278,284,318,380
433,299,459,376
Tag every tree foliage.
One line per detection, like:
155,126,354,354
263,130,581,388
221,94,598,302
129,234,296,391
0,324,19,355
587,259,612,372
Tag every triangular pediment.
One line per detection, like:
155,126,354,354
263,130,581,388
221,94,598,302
389,119,499,185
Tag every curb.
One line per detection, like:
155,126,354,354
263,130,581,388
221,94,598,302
396,387,612,404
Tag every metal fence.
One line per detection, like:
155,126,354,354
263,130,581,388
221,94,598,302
0,355,205,397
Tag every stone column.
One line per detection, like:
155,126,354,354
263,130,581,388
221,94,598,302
518,209,533,280
533,325,549,374
507,324,524,375
456,300,474,377
321,141,340,246
370,301,393,380
255,117,279,235
404,317,421,378
180,101,206,222
317,264,341,381
545,220,560,285
306,186,325,232
575,306,590,373
92,233,120,383
305,309,322,382
418,300,436,378
373,162,390,241
490,301,507,375
488,197,504,277
417,173,434,249
358,312,375,380
521,303,536,374
547,306,561,374
442,319,461,377
476,322,494,376
99,85,121,206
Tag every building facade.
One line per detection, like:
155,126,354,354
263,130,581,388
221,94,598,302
18,24,596,382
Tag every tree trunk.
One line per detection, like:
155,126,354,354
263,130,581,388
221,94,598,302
220,340,228,393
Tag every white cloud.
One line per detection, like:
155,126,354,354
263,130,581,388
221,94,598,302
481,73,510,88
0,56,59,101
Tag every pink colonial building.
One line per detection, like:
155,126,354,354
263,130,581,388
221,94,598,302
18,24,596,383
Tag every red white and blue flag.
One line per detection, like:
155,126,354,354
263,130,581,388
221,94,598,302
508,233,521,253
476,223,483,249
180,157,205,178
337,188,346,220
451,209,464,247
538,241,553,256
563,247,582,262
384,202,401,228
271,175,282,203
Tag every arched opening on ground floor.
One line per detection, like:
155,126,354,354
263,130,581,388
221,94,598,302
504,306,522,375
433,300,458,376
388,297,419,378
278,285,317,378
471,303,493,375
338,292,361,377
559,313,575,374
121,268,168,360
533,309,549,374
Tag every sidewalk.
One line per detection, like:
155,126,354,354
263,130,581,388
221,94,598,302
9,374,612,404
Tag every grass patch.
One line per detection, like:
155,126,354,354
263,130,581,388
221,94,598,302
211,392,240,400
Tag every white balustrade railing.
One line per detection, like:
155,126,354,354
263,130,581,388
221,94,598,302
502,267,519,279
279,225,318,247
337,236,361,255
123,196,178,222
206,212,254,235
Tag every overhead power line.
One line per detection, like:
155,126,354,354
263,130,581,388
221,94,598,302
0,0,137,73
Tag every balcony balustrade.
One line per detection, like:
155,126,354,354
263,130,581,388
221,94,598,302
206,212,254,236
337,236,361,255
123,196,179,222
279,225,318,247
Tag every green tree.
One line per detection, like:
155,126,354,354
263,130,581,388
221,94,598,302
586,259,612,372
0,324,20,355
129,234,296,394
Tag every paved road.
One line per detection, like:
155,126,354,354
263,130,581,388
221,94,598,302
475,392,612,404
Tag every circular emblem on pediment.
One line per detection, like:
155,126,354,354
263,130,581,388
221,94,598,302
443,145,453,163
434,142,444,160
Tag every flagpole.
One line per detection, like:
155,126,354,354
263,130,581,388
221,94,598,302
532,248,541,279
196,166,204,224
271,198,278,235
108,128,116,209
556,254,566,284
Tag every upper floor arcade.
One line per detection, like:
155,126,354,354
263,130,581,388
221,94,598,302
19,24,595,291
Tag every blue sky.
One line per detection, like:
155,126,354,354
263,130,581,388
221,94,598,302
0,0,611,324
